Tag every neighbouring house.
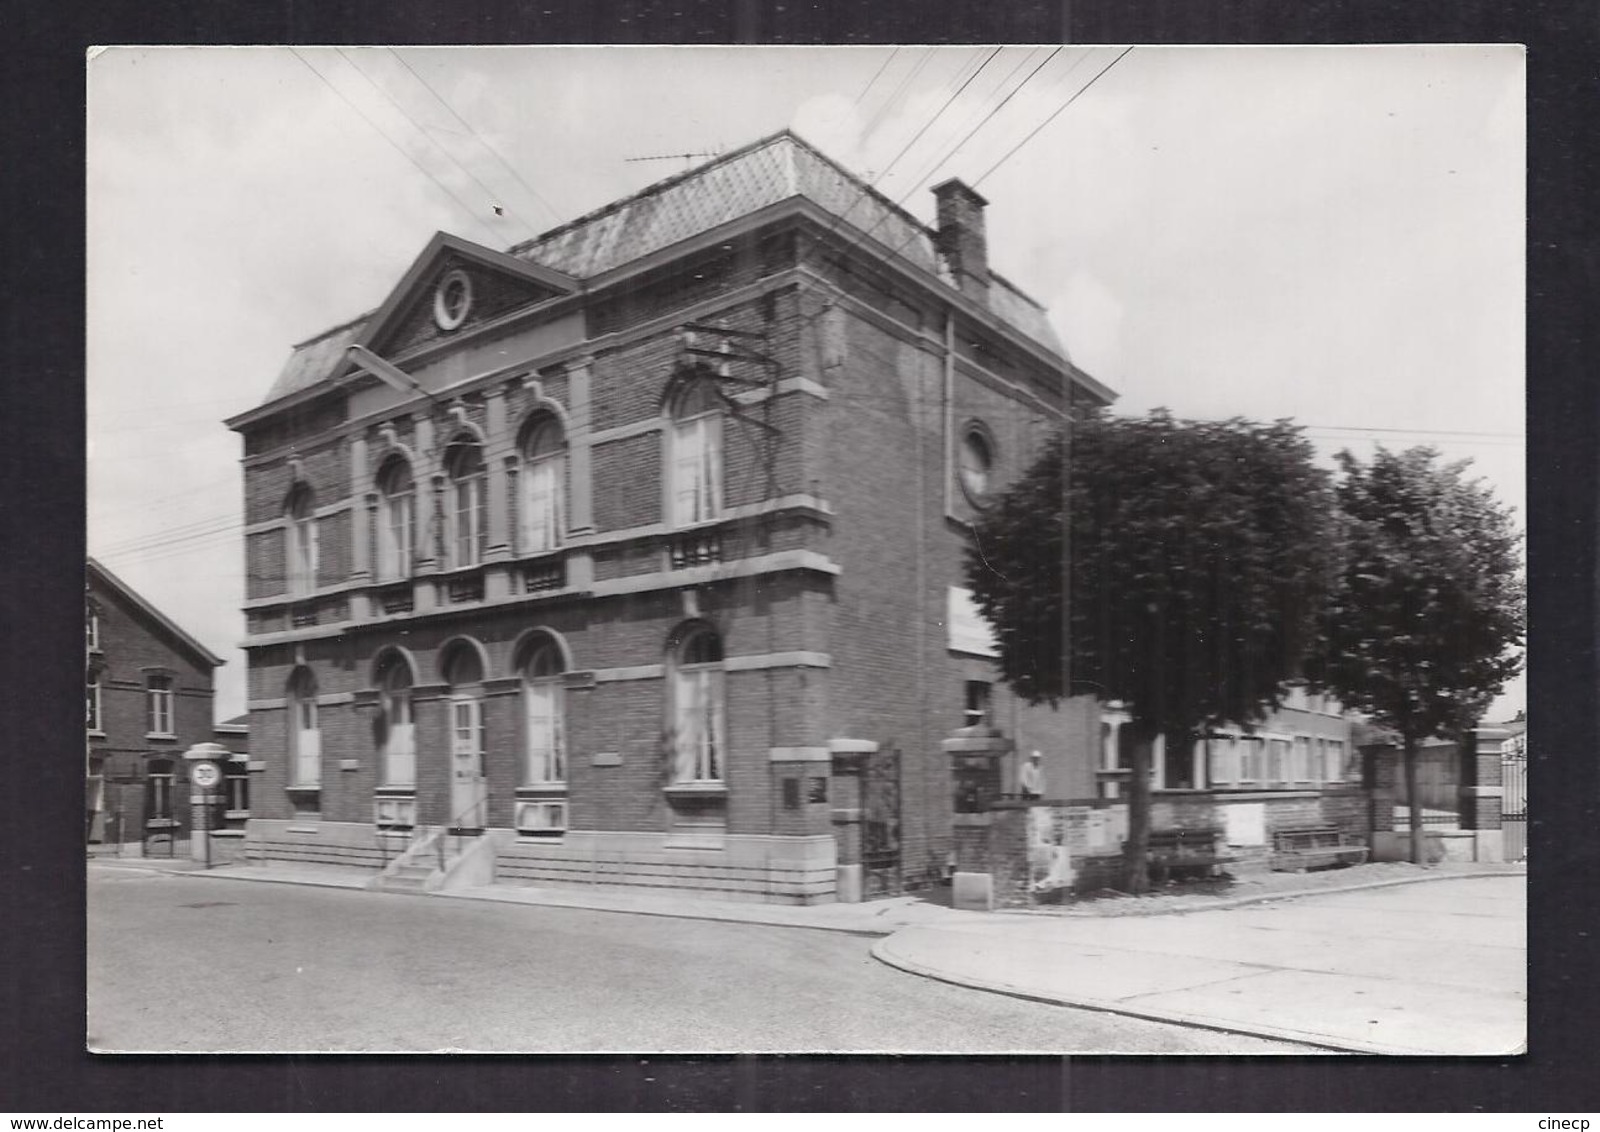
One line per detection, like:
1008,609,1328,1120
86,558,225,852
223,130,1117,904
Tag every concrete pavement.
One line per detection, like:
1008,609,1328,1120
875,875,1525,1055
90,856,1524,1054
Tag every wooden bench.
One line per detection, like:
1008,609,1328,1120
1142,827,1235,885
1271,826,1370,872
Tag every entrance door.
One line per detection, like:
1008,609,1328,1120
449,697,488,831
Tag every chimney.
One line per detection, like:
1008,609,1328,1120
932,178,990,306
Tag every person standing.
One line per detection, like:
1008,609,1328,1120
1019,749,1045,798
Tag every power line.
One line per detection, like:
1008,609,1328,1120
335,49,541,241
972,46,1135,188
854,46,900,104
288,48,501,244
862,46,937,139
386,48,567,228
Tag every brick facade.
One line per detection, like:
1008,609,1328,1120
86,560,223,847
226,133,1111,903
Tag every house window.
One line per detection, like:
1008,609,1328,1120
86,606,100,651
521,636,566,786
376,458,416,582
146,759,176,824
671,624,725,783
445,438,488,569
957,424,995,506
668,380,723,527
288,668,321,788
87,670,103,732
1266,737,1291,786
444,644,486,815
519,417,566,555
285,485,319,596
1240,737,1265,785
377,655,415,788
1326,739,1348,783
963,680,992,728
225,764,250,816
146,675,175,736
1206,734,1241,788
1292,736,1313,783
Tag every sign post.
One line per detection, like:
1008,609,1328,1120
184,742,230,868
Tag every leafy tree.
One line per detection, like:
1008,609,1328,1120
1308,447,1524,864
967,410,1336,893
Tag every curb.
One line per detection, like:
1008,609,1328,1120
868,933,1423,1056
999,867,1526,920
434,886,893,937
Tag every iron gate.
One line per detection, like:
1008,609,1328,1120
1502,749,1527,861
861,748,902,898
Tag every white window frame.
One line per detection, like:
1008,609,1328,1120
146,675,175,737
377,465,416,582
1326,738,1348,784
521,423,566,555
448,458,487,570
669,392,723,528
379,667,415,788
289,676,321,788
87,671,103,733
522,646,566,787
515,799,568,836
86,609,100,651
672,633,725,784
147,762,176,822
286,492,319,597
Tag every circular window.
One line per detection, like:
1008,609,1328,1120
432,269,473,330
957,426,994,506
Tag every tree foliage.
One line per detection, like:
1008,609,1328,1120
966,409,1337,891
1307,447,1525,861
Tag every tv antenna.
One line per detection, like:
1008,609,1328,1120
624,149,721,170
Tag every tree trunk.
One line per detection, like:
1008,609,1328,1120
1123,721,1157,895
1402,733,1425,865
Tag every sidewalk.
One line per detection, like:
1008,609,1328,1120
91,855,1524,1053
875,872,1525,1055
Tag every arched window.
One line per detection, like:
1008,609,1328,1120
671,623,725,784
444,437,487,569
957,423,995,506
376,653,415,787
667,379,723,527
519,418,566,554
285,484,318,596
520,635,566,786
376,458,416,582
287,667,321,788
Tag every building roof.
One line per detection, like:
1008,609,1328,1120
87,557,224,670
256,130,1068,409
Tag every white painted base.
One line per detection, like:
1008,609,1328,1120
951,871,993,912
835,863,863,904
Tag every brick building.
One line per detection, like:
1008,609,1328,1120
86,558,226,850
224,131,1116,903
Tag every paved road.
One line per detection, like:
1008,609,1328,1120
87,868,1302,1054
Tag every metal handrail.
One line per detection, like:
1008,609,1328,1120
436,796,487,872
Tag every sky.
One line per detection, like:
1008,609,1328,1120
86,44,1526,723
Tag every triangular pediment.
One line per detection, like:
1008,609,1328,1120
345,232,579,370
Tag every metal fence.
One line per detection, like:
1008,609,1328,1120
1502,751,1527,861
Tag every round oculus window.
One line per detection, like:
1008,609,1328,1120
432,269,473,330
958,428,994,505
